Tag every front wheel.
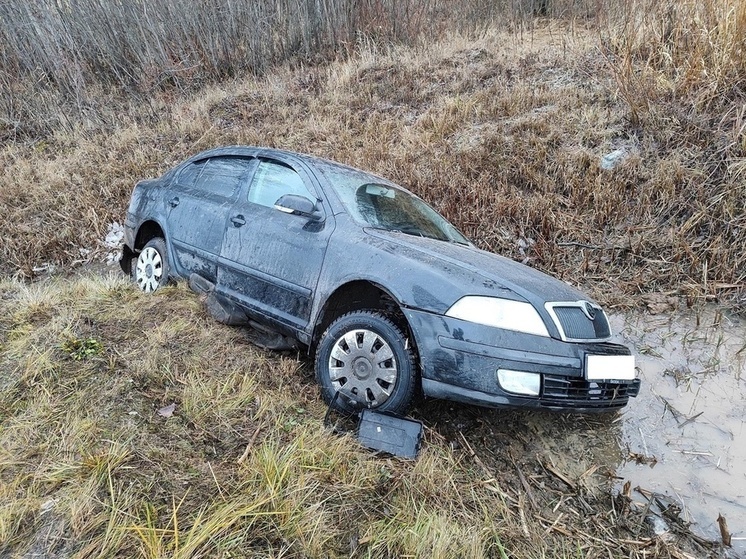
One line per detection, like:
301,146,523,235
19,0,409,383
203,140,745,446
132,237,170,293
315,310,417,414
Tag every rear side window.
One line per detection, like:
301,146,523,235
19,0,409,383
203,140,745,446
177,157,254,198
176,161,205,188
247,160,315,208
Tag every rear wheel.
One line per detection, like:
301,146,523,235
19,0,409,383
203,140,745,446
132,237,170,293
315,310,417,414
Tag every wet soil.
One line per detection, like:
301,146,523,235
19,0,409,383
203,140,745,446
416,306,745,556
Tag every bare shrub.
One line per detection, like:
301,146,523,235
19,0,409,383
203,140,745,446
0,0,495,138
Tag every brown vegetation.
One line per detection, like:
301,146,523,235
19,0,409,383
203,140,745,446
0,1,744,556
1,0,744,308
0,275,724,557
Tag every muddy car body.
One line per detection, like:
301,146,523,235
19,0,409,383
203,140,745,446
121,146,640,413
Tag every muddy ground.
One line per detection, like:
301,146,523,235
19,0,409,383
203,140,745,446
408,305,746,557
615,308,745,553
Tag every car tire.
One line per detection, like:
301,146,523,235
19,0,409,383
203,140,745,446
315,310,417,414
132,237,170,293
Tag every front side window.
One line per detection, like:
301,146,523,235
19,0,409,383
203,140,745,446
247,160,315,208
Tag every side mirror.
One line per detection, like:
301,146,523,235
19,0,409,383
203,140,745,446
273,194,322,221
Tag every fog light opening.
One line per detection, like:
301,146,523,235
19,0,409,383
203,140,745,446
497,369,541,396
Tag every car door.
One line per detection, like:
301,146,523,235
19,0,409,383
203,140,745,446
217,157,333,333
167,156,256,281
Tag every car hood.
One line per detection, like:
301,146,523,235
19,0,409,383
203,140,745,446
365,229,592,308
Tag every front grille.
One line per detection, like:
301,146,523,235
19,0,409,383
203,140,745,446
542,375,640,409
546,302,611,341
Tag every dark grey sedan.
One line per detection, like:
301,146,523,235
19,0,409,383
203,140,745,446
121,146,639,414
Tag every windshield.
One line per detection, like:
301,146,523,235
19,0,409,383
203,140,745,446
318,163,470,245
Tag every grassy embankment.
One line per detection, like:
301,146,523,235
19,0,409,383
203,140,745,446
0,0,744,557
0,0,744,307
0,274,721,558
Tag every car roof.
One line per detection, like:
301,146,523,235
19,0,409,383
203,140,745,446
185,145,393,184
185,145,321,166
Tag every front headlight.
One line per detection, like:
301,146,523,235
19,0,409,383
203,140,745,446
445,296,549,337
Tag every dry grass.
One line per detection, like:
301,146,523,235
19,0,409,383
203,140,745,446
0,5,743,554
600,0,746,111
0,0,599,127
1,8,744,308
0,0,530,141
0,274,720,557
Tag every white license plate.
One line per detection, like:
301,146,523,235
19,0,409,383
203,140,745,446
585,355,636,381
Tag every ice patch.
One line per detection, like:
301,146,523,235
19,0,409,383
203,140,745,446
105,222,124,248
600,148,629,170
104,222,124,265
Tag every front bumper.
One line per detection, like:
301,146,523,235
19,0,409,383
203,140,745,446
404,308,640,412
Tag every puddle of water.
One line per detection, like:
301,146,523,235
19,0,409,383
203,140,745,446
416,305,744,553
613,308,746,553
